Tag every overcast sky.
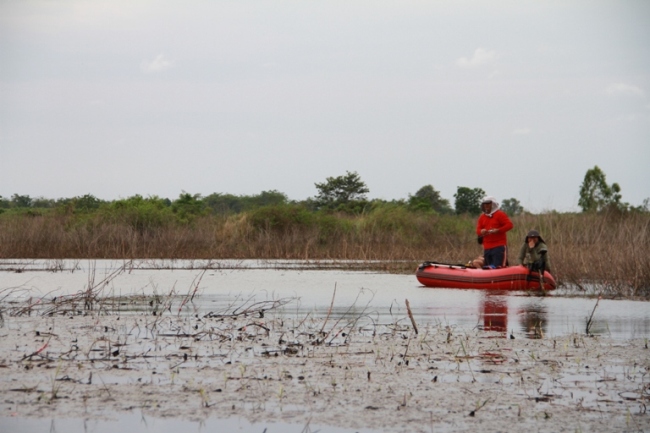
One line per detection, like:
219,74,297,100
1,1,649,212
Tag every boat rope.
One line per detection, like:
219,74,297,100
419,261,468,270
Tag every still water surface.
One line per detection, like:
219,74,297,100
2,259,649,340
2,414,377,433
2,259,649,433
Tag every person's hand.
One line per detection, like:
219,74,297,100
480,229,488,235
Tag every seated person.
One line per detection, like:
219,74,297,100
517,230,551,273
467,255,485,269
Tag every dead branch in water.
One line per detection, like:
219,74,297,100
405,298,418,334
586,296,602,335
319,284,336,336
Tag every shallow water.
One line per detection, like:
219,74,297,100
0,413,378,433
1,260,649,433
2,259,649,340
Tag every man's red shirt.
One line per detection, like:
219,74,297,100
476,210,513,249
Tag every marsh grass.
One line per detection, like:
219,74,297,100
1,207,649,296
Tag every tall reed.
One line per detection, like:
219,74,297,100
1,206,649,296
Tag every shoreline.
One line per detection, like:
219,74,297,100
2,258,649,303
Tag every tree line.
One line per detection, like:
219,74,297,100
1,166,649,295
1,165,647,218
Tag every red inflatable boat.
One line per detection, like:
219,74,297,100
416,261,556,291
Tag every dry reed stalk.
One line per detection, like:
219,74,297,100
585,296,602,335
177,267,208,314
318,285,336,341
405,299,418,334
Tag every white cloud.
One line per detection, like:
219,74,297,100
512,128,531,136
456,48,497,68
140,54,173,73
606,82,644,97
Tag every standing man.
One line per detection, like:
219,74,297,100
476,196,513,268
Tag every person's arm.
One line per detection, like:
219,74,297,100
476,215,485,236
482,211,512,235
495,211,513,233
538,243,550,272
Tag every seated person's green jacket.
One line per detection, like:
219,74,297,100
517,241,551,273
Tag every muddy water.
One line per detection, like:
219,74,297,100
2,259,649,340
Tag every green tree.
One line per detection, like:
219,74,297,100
578,166,623,212
203,193,243,214
249,203,314,235
172,192,206,221
314,171,369,211
11,194,32,208
203,190,289,215
408,185,452,214
640,198,650,212
54,194,103,214
103,195,173,233
30,196,56,208
453,187,485,216
501,198,524,216
71,194,103,211
249,190,288,208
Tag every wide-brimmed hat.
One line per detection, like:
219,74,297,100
480,196,500,215
525,229,545,243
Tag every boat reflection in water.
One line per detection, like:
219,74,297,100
480,292,509,333
517,300,548,339
479,292,548,339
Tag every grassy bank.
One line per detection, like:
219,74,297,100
1,203,649,296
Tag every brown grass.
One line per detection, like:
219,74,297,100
1,210,649,296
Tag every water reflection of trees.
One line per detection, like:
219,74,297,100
480,292,548,339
